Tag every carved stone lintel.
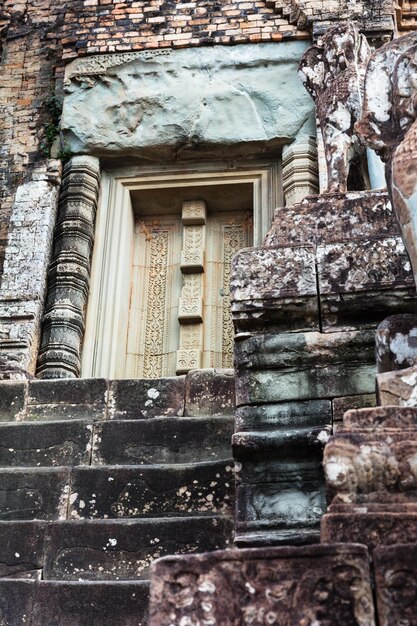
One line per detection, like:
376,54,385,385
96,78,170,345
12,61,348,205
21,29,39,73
36,156,100,379
282,138,319,205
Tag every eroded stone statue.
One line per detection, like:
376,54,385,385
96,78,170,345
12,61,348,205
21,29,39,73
299,23,371,193
356,31,417,286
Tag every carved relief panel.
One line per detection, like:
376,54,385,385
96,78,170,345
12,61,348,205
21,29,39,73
124,206,252,378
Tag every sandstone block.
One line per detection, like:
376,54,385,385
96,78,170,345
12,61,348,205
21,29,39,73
27,378,108,421
231,245,319,333
321,512,417,553
43,517,232,581
69,463,234,519
317,237,415,331
0,420,93,467
343,406,417,430
149,544,375,626
31,580,149,626
235,399,332,432
374,545,417,626
0,468,70,520
184,368,235,416
62,43,313,159
264,191,398,248
0,381,27,421
332,394,376,425
324,429,417,504
109,377,185,419
0,521,46,579
377,364,417,406
93,417,234,466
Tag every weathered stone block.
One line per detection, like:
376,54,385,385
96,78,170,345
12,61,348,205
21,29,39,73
317,238,415,331
0,381,27,421
184,369,235,417
231,246,319,333
149,544,375,626
0,580,36,625
343,406,417,430
0,420,93,467
235,399,332,432
62,43,313,159
109,377,185,419
43,517,233,581
321,512,417,553
0,468,70,520
264,191,398,248
69,463,234,519
377,364,417,406
235,329,375,373
27,378,108,421
320,289,417,333
31,580,149,626
376,314,417,373
332,394,376,424
235,480,326,546
93,417,234,465
0,521,46,579
236,364,375,406
374,545,417,626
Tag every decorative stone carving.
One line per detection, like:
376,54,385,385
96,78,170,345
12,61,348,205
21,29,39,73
176,201,206,374
36,156,100,379
282,137,319,205
0,162,62,378
299,23,371,193
356,31,417,286
149,544,375,626
374,544,417,626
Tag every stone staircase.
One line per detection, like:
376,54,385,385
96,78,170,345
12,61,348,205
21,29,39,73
0,371,235,625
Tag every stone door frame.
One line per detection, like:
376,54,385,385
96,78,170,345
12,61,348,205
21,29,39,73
81,159,282,379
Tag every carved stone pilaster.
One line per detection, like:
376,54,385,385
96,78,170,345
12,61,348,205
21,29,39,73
36,156,101,379
176,201,206,374
282,138,319,205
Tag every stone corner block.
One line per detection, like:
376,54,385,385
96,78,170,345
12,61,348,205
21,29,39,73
184,368,235,416
109,377,185,419
376,313,417,374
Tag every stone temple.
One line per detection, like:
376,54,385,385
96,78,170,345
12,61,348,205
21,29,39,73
2,0,417,623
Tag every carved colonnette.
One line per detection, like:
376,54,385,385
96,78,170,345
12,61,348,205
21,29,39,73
36,156,100,379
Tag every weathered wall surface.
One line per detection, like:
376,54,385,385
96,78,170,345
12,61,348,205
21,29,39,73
0,0,310,377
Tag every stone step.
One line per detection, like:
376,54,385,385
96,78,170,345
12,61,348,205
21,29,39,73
0,517,233,581
0,371,235,422
0,416,234,467
0,462,234,520
69,461,234,519
0,420,93,467
92,417,234,465
0,578,149,626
